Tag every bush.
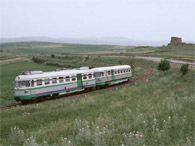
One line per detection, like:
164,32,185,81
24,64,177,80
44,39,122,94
51,54,55,58
128,56,135,73
180,64,189,75
157,59,170,74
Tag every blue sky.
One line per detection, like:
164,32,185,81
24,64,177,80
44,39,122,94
0,0,194,41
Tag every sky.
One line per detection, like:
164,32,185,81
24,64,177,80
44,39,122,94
0,0,195,41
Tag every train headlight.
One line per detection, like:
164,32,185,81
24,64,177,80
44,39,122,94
24,90,29,93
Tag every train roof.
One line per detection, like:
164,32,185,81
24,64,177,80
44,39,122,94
93,65,131,72
16,69,93,81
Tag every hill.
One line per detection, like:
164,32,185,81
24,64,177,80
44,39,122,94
0,42,127,55
0,36,171,46
0,60,194,145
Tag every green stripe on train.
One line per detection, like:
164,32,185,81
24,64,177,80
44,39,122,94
96,77,132,86
15,84,96,100
15,79,96,91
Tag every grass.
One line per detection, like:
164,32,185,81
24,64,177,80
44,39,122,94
0,61,58,106
0,60,194,145
31,55,140,69
1,42,194,61
0,52,18,60
126,45,195,61
0,42,127,55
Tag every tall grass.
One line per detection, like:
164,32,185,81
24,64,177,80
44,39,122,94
0,65,194,145
0,62,58,106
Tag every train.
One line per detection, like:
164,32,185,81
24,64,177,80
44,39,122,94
14,65,132,102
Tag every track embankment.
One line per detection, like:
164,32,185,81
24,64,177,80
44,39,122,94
0,66,154,110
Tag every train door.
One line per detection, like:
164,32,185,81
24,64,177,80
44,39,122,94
77,74,83,89
111,70,115,80
105,70,108,81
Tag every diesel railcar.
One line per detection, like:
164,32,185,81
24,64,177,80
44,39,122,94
14,65,132,102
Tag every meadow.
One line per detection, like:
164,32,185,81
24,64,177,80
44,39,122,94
0,52,18,60
0,58,194,145
1,42,194,62
0,42,127,55
0,61,58,106
0,42,195,145
126,45,195,61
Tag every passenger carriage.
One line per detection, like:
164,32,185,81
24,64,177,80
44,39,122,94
93,65,132,86
14,65,132,102
14,68,95,102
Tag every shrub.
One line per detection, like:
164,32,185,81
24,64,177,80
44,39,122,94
10,127,25,146
128,56,135,73
157,59,170,74
51,54,55,58
180,64,189,75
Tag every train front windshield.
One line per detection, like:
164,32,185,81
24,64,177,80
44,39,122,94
15,81,30,88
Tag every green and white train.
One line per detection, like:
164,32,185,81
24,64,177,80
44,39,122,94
14,65,132,102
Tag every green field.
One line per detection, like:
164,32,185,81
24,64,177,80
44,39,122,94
126,45,195,61
1,42,194,61
0,62,58,106
0,42,127,55
0,42,195,145
0,60,194,145
0,52,18,60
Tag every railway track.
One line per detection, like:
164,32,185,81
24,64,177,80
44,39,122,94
0,66,154,110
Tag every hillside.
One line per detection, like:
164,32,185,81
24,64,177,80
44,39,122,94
0,59,194,145
0,42,127,55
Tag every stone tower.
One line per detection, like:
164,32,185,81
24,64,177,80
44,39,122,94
168,37,184,46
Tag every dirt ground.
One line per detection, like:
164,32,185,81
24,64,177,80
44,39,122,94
0,57,30,64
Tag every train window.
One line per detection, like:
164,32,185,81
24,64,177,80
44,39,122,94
59,77,64,83
16,81,30,88
65,76,70,82
37,79,42,86
83,74,87,80
44,78,50,85
88,74,92,79
108,71,111,76
100,72,104,77
52,78,57,84
94,72,100,77
31,80,34,87
72,76,76,81
118,70,120,74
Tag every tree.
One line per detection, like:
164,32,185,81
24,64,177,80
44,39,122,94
51,54,55,58
157,59,170,74
128,56,135,73
180,64,189,75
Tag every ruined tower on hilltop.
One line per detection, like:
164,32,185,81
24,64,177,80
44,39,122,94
168,37,185,46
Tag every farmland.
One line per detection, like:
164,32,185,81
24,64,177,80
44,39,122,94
0,60,194,145
0,42,127,55
125,45,195,61
0,42,195,145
